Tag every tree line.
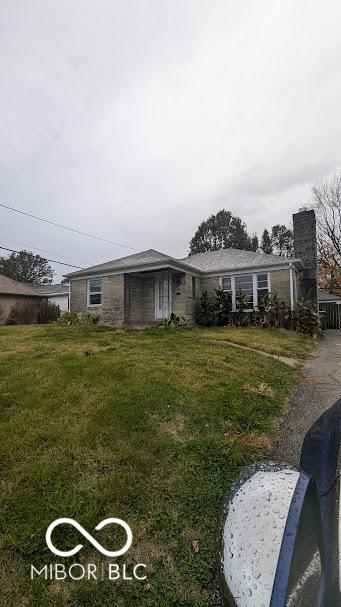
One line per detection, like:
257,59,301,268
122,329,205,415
189,210,294,257
189,171,341,296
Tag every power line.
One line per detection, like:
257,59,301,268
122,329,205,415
0,235,92,265
0,202,138,250
0,246,84,269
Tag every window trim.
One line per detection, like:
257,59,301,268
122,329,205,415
219,272,270,311
87,277,102,307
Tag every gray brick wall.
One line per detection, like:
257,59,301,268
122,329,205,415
70,274,125,326
270,268,291,303
125,273,155,322
200,276,220,297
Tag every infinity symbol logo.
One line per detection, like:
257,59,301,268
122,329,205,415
46,518,133,558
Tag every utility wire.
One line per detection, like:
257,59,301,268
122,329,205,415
0,235,92,265
0,202,138,250
0,246,84,269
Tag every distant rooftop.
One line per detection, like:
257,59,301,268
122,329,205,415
0,274,44,297
318,289,341,302
27,283,69,295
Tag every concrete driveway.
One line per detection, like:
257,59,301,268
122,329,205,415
272,330,341,467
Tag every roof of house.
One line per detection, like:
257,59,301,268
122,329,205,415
66,249,191,278
32,283,69,296
66,247,296,279
181,248,293,272
0,274,45,297
318,289,341,302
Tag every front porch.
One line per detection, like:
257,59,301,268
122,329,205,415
123,269,197,327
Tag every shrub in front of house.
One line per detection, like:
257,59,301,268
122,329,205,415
162,313,187,329
196,290,320,335
8,300,60,325
288,299,320,336
56,312,100,326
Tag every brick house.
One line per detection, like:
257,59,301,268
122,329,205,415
66,209,317,327
0,274,46,324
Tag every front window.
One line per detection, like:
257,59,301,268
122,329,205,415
88,278,102,305
221,272,270,310
235,274,253,308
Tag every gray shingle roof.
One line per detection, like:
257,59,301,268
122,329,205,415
181,248,291,272
65,247,295,279
0,274,45,297
36,283,69,295
318,289,341,302
66,249,181,278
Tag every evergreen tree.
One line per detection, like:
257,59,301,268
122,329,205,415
0,250,54,284
261,229,273,254
189,210,256,254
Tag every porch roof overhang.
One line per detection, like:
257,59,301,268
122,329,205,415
66,259,203,281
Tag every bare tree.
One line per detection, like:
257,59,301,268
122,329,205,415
312,172,341,294
317,237,341,295
312,173,341,259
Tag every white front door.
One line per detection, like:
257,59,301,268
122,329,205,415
155,273,172,319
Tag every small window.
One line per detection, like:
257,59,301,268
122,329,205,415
88,278,102,305
192,277,196,298
257,273,269,302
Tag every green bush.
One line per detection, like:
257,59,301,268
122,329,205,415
214,288,232,326
289,299,320,335
195,290,215,327
196,290,319,335
56,312,100,326
162,312,186,329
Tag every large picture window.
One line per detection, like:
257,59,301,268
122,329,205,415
221,272,270,310
88,278,102,305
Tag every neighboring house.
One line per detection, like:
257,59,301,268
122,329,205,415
0,274,46,324
29,283,70,313
66,209,318,328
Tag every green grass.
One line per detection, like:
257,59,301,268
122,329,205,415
0,325,314,607
190,326,317,359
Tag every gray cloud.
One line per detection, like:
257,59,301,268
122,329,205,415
1,0,341,279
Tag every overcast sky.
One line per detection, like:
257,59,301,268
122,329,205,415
1,1,341,281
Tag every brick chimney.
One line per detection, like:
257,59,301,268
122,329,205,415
293,208,317,305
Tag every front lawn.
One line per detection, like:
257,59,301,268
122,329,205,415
191,326,317,359
0,325,314,607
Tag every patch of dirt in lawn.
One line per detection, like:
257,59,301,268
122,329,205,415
152,413,187,442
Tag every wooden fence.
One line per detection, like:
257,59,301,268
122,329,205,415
319,302,341,330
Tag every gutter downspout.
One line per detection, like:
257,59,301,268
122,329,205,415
289,263,294,309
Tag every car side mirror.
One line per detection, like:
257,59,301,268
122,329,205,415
220,399,341,607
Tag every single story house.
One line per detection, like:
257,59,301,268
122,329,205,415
0,274,46,324
29,283,70,313
65,209,318,328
